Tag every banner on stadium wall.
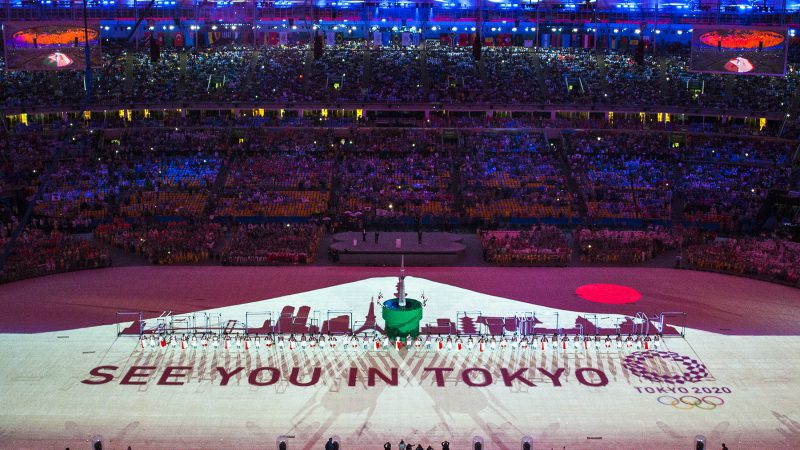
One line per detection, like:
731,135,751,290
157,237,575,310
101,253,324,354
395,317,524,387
439,34,452,46
2,20,103,71
690,25,788,76
402,32,411,47
496,34,512,47
279,32,288,46
542,34,550,48
326,31,336,46
524,39,534,48
562,34,571,48
268,32,278,46
457,33,469,47
373,32,382,47
174,32,184,47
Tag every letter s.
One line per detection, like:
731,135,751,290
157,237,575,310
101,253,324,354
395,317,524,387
81,365,118,385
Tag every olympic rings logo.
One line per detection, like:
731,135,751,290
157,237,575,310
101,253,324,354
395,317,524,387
657,395,725,410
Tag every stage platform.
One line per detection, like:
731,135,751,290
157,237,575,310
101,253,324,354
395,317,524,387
329,232,466,265
1,268,799,449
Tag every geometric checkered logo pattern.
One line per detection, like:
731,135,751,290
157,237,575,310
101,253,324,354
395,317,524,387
622,351,710,384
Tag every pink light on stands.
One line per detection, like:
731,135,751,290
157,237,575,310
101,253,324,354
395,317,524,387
576,284,641,304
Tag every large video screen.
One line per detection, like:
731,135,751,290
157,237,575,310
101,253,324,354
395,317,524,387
3,21,102,71
690,26,788,76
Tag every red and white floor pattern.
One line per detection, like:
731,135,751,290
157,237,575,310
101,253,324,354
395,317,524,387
0,267,799,449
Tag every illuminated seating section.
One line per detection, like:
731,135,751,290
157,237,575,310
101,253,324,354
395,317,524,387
1,134,52,204
461,132,575,220
686,238,800,286
1,228,110,282
679,135,794,231
251,47,306,102
566,132,674,221
2,123,798,279
215,138,334,218
539,50,603,104
340,155,453,219
306,46,367,102
116,156,219,218
333,131,451,221
94,219,222,264
221,223,324,265
369,48,423,102
479,227,572,266
1,46,797,111
575,227,682,264
35,158,112,220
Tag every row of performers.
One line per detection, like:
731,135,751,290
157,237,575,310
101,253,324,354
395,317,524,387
140,333,661,351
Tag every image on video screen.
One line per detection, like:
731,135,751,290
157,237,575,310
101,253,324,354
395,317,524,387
2,22,102,71
690,27,788,76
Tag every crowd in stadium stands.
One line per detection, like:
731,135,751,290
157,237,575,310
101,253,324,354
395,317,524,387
221,223,324,265
1,65,799,285
1,227,110,282
215,135,334,219
575,227,684,264
686,237,800,286
679,136,795,232
1,45,798,112
479,225,571,266
94,219,221,264
461,132,574,221
333,130,456,226
566,132,675,221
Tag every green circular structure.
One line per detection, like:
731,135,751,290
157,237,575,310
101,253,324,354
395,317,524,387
381,298,423,339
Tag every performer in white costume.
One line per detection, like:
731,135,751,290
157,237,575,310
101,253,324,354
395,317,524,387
265,334,273,349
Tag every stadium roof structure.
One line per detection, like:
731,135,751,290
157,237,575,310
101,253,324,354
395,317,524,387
3,0,800,24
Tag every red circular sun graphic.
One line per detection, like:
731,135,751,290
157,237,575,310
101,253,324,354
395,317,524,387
576,284,641,304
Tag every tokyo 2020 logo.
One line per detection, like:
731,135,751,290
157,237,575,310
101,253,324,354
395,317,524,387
623,351,709,384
